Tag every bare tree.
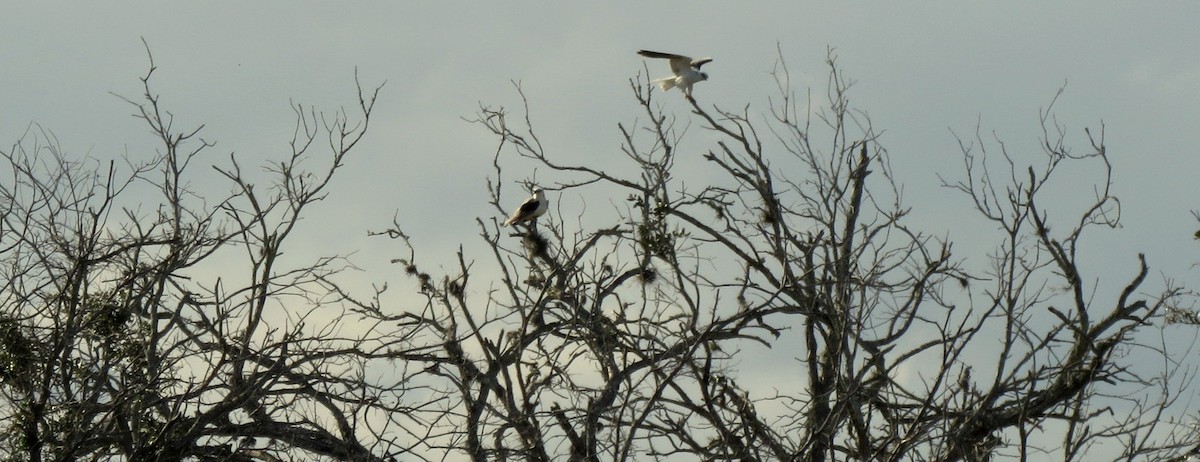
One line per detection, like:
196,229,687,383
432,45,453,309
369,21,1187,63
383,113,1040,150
368,51,1198,461
1,46,1196,462
0,48,416,461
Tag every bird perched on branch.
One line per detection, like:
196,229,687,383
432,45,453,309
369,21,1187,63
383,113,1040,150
502,187,548,226
637,50,713,99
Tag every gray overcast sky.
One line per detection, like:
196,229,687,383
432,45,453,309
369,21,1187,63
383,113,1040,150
3,3,1198,295
4,3,1200,456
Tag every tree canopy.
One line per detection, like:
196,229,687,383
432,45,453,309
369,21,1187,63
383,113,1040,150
0,50,1196,461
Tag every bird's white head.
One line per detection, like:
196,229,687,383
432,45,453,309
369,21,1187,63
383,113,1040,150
532,187,544,198
699,72,709,81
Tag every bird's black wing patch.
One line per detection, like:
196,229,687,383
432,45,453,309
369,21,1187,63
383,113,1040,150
638,50,683,60
518,199,541,215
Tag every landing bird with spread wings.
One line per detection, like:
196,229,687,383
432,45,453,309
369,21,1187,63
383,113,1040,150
502,188,548,227
638,50,713,98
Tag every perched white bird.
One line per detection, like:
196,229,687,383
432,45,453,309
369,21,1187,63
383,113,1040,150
638,50,713,98
502,188,548,227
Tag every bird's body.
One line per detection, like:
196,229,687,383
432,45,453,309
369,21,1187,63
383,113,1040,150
638,50,713,98
502,188,548,226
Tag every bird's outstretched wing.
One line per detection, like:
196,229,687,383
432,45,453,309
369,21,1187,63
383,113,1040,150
637,50,686,60
639,50,691,75
638,50,712,75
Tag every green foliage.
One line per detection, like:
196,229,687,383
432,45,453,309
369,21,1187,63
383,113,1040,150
0,317,34,390
634,195,688,262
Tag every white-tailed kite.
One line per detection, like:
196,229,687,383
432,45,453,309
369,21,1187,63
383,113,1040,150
502,188,548,227
638,50,713,98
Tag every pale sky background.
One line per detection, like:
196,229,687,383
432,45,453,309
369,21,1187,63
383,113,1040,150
4,3,1197,278
3,2,1200,454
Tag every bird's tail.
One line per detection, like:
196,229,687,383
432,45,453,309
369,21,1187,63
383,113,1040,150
652,77,676,92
